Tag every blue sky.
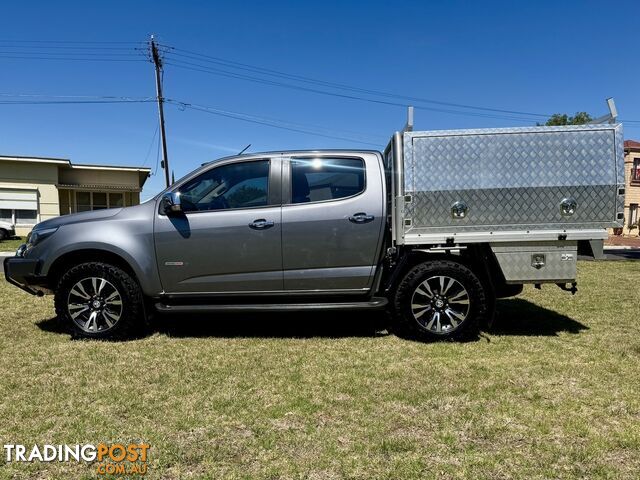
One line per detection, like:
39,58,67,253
1,0,639,198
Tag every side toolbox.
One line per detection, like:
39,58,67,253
490,241,577,284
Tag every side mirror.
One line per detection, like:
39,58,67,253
160,192,182,215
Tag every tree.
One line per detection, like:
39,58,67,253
541,112,593,126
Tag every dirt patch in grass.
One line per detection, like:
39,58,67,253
0,261,639,479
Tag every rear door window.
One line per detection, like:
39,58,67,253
290,158,365,204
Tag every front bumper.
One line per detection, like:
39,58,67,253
3,256,48,295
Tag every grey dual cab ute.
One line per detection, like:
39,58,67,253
4,125,625,341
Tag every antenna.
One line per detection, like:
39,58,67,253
238,144,251,155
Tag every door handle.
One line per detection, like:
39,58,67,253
348,212,375,224
249,219,275,230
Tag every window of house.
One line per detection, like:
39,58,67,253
178,160,270,212
0,189,38,225
75,191,126,212
92,192,108,210
76,192,92,212
16,209,37,224
633,159,640,182
109,193,124,208
630,204,639,226
290,158,365,204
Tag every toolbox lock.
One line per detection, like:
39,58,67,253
560,197,577,216
451,201,468,219
531,253,546,269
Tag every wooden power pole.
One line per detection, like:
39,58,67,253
150,35,171,187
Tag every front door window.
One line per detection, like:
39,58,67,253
178,160,270,212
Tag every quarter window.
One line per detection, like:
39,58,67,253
178,160,270,212
290,158,365,204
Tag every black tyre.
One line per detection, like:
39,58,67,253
54,262,145,340
391,260,488,341
0,229,7,241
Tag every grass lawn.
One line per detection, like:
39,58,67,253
0,261,639,479
0,236,25,253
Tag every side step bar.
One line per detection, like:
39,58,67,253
154,297,388,313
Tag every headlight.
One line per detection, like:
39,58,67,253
26,227,58,248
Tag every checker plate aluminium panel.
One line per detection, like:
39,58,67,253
402,124,625,237
491,241,578,283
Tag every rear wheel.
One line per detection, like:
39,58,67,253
0,229,7,240
54,262,144,340
391,260,488,341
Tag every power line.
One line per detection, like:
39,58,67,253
166,98,383,140
0,90,387,144
164,59,540,124
0,93,154,104
0,55,144,62
166,99,385,146
0,45,141,51
0,93,153,100
142,124,160,168
166,98,384,141
0,99,153,104
163,46,550,119
0,50,140,56
153,127,162,177
0,39,145,44
0,39,627,127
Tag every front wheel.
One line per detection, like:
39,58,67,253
54,262,145,340
391,260,489,341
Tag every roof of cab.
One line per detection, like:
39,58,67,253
201,149,382,166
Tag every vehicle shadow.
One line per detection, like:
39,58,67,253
35,298,587,340
153,310,390,339
36,317,68,334
490,298,588,336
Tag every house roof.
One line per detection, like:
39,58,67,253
0,155,150,172
624,140,640,151
0,155,151,188
0,155,69,165
57,184,143,192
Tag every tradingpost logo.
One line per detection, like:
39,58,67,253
4,443,150,476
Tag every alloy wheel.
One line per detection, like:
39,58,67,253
67,277,123,333
410,275,470,334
